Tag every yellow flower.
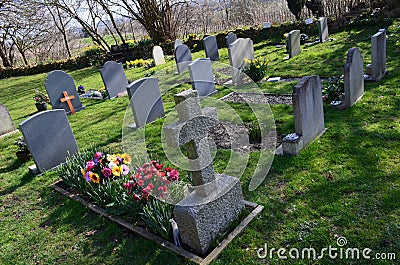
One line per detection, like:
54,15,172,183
121,154,132,164
256,65,261,69
89,172,100,183
112,166,121,177
107,154,117,162
81,168,85,177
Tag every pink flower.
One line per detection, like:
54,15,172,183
168,169,179,181
144,183,154,192
145,174,153,180
86,160,95,172
135,173,141,180
150,166,158,173
157,185,167,192
137,179,144,186
133,194,141,201
122,164,130,176
102,167,112,178
94,152,103,159
122,182,129,189
142,190,149,200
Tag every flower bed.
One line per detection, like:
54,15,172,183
55,149,263,263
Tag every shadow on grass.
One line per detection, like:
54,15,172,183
38,187,187,265
0,171,34,196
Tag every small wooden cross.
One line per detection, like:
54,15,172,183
60,91,76,114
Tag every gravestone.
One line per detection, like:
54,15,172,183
45,70,84,114
0,103,16,136
100,61,129,98
203,35,220,61
228,38,254,83
174,44,192,73
365,29,387,82
188,58,217,97
262,22,271,28
19,109,78,173
318,17,329,43
126,77,165,129
336,47,364,109
225,32,237,48
305,18,313,25
287,30,301,58
282,76,326,155
163,90,244,256
174,39,184,49
152,46,166,66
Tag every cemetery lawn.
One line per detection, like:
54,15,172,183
0,19,399,264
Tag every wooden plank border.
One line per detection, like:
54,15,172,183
51,180,263,265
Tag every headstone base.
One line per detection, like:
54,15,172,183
282,128,327,155
173,174,244,256
364,70,388,82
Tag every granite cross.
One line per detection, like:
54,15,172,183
163,90,219,196
60,91,76,114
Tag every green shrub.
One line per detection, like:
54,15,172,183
322,76,344,103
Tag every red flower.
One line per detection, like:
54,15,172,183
164,167,172,172
135,173,141,180
168,169,179,181
155,163,164,170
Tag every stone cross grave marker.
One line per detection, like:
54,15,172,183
318,17,329,43
282,75,326,155
126,77,165,129
0,103,16,137
19,109,78,174
188,58,217,97
228,38,254,84
100,61,129,98
339,47,364,109
152,46,166,66
365,29,387,82
225,32,237,48
203,35,219,61
60,91,76,114
287,30,301,58
45,70,84,115
174,44,192,73
174,39,183,49
163,90,244,255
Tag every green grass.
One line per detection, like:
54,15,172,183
1,19,400,264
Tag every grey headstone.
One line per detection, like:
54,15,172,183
152,46,166,66
174,39,184,49
19,109,78,173
100,61,129,98
318,17,329,43
343,47,364,108
44,70,84,114
0,103,16,136
283,76,325,155
262,22,271,28
369,29,387,81
126,77,165,129
174,44,192,73
163,90,244,255
225,32,237,48
188,58,216,97
228,38,254,83
203,35,219,61
287,30,301,58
